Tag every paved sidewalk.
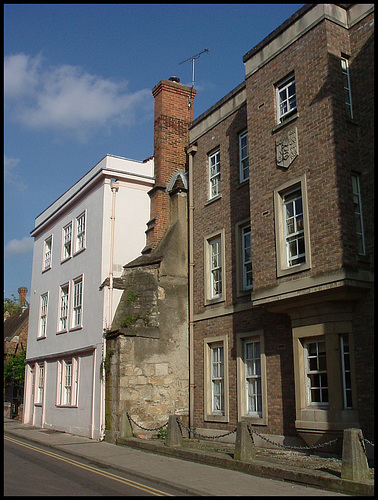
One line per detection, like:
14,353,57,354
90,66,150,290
4,418,373,496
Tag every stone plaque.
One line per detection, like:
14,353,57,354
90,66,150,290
276,127,298,169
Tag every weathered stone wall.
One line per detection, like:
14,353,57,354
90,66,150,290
106,270,189,437
105,189,189,440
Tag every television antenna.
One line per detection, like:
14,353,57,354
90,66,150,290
179,48,209,107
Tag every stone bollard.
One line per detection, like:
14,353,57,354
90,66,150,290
234,421,255,462
165,415,183,447
341,428,370,481
119,411,134,439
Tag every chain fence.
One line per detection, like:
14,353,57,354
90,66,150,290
177,418,237,439
126,413,168,432
247,425,340,451
126,413,374,453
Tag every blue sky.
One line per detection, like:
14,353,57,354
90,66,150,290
4,3,303,302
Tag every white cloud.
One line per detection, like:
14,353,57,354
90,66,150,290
4,155,27,191
4,53,153,141
5,237,34,257
4,53,41,98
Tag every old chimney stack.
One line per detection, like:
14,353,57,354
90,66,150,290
18,286,28,307
143,78,196,253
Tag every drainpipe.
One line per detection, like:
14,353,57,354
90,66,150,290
109,180,119,324
100,179,119,440
187,145,197,432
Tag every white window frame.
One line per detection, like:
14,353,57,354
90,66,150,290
38,293,48,339
239,130,249,182
58,283,69,333
56,357,79,407
237,331,267,424
283,187,305,267
208,149,221,199
204,230,226,304
274,175,311,277
204,335,229,422
74,211,86,254
211,343,224,415
62,222,72,261
276,74,297,123
43,236,52,271
351,173,365,255
340,334,353,409
341,57,353,119
244,339,262,417
35,363,44,405
71,276,83,329
209,237,222,299
304,338,329,408
242,225,253,290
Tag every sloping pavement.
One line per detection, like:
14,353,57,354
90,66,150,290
4,418,373,496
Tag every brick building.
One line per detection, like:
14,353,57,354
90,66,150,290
188,4,374,453
4,287,29,357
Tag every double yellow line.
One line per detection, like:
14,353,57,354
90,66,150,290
5,435,173,496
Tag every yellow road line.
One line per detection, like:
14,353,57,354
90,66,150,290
5,435,173,496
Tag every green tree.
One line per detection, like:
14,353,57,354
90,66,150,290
4,295,22,316
4,350,26,390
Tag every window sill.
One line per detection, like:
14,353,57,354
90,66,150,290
272,111,298,134
61,256,72,264
238,179,249,188
56,330,67,335
73,247,86,257
42,266,51,274
37,336,46,341
204,414,228,423
240,415,267,426
69,326,82,332
205,297,225,307
205,194,222,206
56,404,78,409
277,260,311,278
34,403,42,407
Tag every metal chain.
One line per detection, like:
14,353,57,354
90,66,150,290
126,413,374,452
363,439,374,447
248,425,341,451
177,418,237,439
127,414,168,432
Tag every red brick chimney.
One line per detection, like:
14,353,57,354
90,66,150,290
143,77,196,253
18,286,28,307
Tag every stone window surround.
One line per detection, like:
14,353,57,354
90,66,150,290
274,173,311,278
236,330,268,426
203,334,229,423
203,228,226,305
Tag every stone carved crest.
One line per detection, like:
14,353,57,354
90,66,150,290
276,127,298,169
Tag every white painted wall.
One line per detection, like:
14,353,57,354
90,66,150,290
25,155,154,439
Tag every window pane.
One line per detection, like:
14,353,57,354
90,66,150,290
277,77,297,120
306,339,328,406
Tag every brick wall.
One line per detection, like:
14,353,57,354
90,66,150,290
192,104,250,315
192,308,295,435
246,17,374,291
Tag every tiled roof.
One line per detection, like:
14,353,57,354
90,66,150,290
4,308,29,341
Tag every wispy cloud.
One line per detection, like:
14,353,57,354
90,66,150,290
5,236,34,257
4,53,153,142
4,155,27,191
